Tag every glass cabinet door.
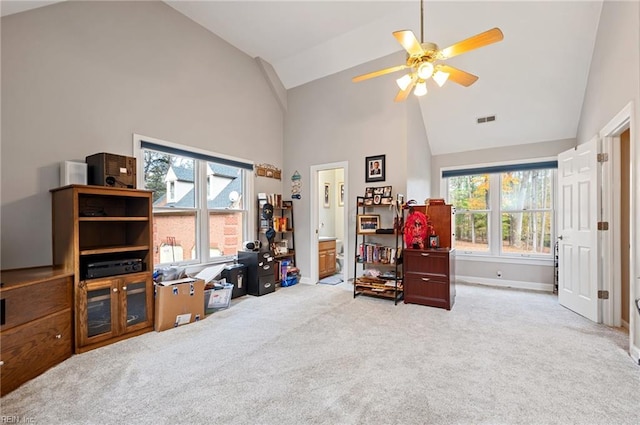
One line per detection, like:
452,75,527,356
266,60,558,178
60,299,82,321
121,273,153,333
79,278,118,346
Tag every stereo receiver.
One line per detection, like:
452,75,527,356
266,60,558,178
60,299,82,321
85,258,143,279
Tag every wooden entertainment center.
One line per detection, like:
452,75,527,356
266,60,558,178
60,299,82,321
51,185,154,353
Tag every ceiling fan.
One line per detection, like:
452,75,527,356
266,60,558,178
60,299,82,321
352,0,504,102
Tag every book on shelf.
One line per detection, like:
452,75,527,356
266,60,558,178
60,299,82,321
258,192,284,208
358,243,397,264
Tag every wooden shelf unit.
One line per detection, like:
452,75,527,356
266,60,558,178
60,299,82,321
353,196,403,304
257,195,296,281
51,185,154,353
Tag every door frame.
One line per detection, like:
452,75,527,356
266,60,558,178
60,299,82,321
599,101,637,363
309,161,349,284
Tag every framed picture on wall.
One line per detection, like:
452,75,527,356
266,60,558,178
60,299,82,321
338,182,344,206
323,183,330,208
365,155,385,183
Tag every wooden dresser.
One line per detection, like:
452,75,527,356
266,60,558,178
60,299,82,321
403,248,456,310
0,267,73,396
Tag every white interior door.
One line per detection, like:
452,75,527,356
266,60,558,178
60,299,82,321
557,139,600,322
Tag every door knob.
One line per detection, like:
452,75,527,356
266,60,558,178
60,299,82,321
558,235,563,240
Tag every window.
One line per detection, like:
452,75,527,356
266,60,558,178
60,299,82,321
444,161,556,258
135,136,253,267
448,174,490,252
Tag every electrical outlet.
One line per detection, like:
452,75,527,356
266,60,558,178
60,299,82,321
497,271,502,278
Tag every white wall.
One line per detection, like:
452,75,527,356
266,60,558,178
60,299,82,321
1,1,284,269
284,51,412,282
317,168,345,241
407,97,432,202
318,169,336,238
574,0,640,361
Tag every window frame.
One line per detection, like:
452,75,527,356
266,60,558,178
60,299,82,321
441,158,556,263
133,134,254,268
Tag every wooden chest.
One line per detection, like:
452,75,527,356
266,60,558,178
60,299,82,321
1,267,73,396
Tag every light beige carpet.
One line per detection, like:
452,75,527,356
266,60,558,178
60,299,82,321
1,282,638,425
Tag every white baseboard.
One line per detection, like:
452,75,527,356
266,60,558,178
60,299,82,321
299,276,314,285
456,275,553,292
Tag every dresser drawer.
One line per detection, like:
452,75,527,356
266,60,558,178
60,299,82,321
404,273,450,308
1,276,72,331
1,309,73,396
404,250,449,277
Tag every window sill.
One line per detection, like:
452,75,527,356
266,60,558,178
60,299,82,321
454,252,553,267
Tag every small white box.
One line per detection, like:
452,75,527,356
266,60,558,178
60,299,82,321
60,160,87,186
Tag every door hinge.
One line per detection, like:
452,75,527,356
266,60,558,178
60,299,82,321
597,221,609,231
597,153,609,162
598,290,609,300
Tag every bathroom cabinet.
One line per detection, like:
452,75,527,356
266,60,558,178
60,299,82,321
319,239,336,279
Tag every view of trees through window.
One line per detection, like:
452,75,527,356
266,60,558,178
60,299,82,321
448,168,553,256
448,174,490,252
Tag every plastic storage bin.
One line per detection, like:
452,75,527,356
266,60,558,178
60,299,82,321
204,283,234,314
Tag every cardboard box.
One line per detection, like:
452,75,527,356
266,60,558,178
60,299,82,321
155,278,205,331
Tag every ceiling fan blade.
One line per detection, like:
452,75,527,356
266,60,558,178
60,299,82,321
393,30,425,57
394,76,417,102
436,65,479,87
352,64,408,83
439,27,504,59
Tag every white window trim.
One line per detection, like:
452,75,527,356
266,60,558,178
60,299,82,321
132,133,254,267
440,156,557,262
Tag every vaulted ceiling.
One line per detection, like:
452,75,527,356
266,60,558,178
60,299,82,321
2,1,603,155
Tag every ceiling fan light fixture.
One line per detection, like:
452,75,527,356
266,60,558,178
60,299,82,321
396,74,414,91
417,62,434,80
433,70,450,87
414,81,428,96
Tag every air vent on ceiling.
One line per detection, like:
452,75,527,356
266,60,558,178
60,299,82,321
477,115,496,124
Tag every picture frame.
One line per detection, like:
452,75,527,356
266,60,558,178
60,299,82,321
365,154,386,183
365,187,374,198
381,196,393,205
383,186,392,197
429,235,440,248
363,198,374,206
323,183,330,208
338,182,344,206
357,214,380,234
373,194,382,205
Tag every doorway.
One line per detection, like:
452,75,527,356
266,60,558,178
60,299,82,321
619,129,631,332
310,162,349,285
599,101,636,362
